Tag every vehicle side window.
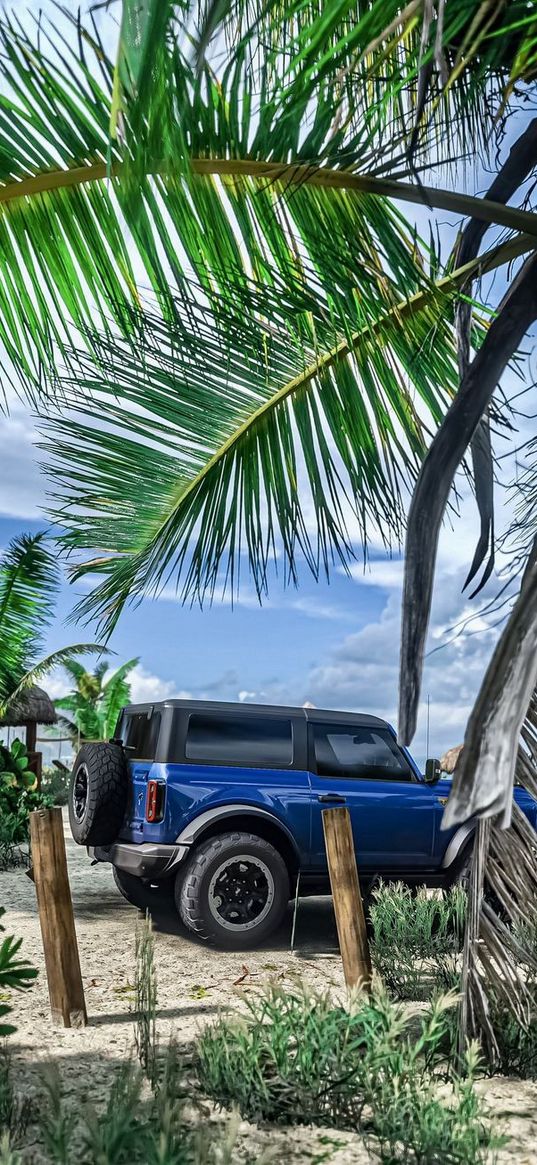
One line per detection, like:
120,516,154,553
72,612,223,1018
185,714,293,768
311,723,413,781
117,711,161,759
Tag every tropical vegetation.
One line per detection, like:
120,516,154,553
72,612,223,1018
0,907,36,1038
0,532,99,718
0,0,535,1049
54,658,139,746
0,738,49,868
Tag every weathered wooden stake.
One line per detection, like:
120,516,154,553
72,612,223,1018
29,806,87,1028
322,806,372,990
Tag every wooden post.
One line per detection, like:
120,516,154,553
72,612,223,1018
322,806,372,990
29,807,87,1028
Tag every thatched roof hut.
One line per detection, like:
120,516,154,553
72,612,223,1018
0,685,57,753
0,685,57,728
440,743,464,774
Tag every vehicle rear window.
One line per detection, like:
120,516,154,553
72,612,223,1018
117,710,161,759
185,714,293,768
311,723,411,780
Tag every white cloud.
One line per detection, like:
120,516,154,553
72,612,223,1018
43,671,70,699
41,662,189,707
289,596,353,621
0,401,44,519
129,664,190,704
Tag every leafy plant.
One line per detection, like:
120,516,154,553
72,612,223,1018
371,1042,503,1165
40,766,70,808
0,908,36,1038
55,658,139,745
486,993,537,1080
0,740,53,868
40,1070,73,1165
80,1062,146,1165
134,912,158,1088
0,1047,30,1146
197,981,499,1162
369,883,467,1001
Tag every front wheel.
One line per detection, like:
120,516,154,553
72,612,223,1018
176,832,290,949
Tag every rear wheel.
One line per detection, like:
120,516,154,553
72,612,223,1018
113,866,172,912
177,832,290,949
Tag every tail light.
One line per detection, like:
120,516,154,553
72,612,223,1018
146,779,164,823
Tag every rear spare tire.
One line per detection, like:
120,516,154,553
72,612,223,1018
69,742,128,846
177,831,290,949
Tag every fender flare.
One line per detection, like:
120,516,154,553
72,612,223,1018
441,822,475,870
175,803,301,861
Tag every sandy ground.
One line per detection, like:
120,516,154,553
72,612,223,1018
2,812,537,1163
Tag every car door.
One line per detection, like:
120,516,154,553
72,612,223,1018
308,720,441,872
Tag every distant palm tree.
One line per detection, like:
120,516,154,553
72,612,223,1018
0,533,100,718
55,658,139,746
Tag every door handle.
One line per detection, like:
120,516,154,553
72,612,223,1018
317,793,346,804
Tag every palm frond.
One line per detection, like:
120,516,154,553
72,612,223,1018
40,256,476,634
0,7,535,399
0,533,59,703
2,644,105,717
194,1,537,169
456,682,537,1062
101,658,138,737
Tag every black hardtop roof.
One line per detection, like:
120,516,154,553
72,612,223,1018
122,697,391,730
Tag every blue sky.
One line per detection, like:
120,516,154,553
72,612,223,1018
0,3,535,767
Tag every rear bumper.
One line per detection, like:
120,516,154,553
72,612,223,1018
89,841,189,880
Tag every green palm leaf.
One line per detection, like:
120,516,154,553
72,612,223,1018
4,646,107,718
0,533,59,701
41,259,480,632
100,658,139,738
0,6,534,398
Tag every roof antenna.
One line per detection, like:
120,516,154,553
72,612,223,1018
426,694,431,759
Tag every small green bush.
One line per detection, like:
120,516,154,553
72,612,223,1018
41,766,70,807
487,995,537,1079
0,1049,29,1146
0,908,37,1038
369,883,466,1000
197,982,500,1163
0,741,53,869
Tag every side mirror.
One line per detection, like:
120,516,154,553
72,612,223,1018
424,758,442,785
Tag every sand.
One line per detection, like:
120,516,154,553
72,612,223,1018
2,812,537,1162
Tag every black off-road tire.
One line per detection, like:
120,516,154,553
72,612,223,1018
69,742,128,846
452,846,472,892
176,831,290,949
113,866,173,912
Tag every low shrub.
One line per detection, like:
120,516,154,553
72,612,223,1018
40,766,70,808
0,908,37,1038
0,741,53,869
0,1049,30,1147
487,994,537,1079
369,882,467,1000
197,982,500,1163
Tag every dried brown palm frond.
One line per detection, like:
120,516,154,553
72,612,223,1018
458,681,537,1063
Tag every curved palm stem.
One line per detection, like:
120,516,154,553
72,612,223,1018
2,157,537,241
2,645,106,717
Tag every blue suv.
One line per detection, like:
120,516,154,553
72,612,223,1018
68,699,537,948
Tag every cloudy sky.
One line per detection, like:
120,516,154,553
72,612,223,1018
0,3,534,767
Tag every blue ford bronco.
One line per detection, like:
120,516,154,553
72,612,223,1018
68,699,537,948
